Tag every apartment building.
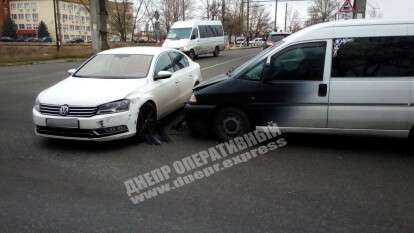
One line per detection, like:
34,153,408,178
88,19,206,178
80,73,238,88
9,0,91,41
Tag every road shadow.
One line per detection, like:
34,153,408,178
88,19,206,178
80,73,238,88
39,108,187,153
283,133,413,156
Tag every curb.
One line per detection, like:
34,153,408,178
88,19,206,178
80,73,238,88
0,58,87,67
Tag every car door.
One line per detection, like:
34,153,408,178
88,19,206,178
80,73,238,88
153,52,181,117
168,51,194,104
328,36,411,131
252,41,329,128
190,28,200,54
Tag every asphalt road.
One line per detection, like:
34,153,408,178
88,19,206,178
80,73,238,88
0,48,414,233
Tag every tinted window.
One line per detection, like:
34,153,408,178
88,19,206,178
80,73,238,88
154,53,174,75
332,36,414,77
269,42,326,81
269,34,287,42
243,59,266,81
169,52,189,71
199,25,222,38
191,28,198,39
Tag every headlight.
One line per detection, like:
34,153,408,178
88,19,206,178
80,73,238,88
189,94,197,103
96,99,130,115
34,97,40,111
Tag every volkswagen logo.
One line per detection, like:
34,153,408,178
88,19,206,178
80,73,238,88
59,105,69,116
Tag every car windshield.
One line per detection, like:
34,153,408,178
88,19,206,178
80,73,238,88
270,34,287,42
228,40,285,77
74,54,153,79
167,28,192,40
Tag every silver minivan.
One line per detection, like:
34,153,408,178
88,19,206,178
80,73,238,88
185,19,414,140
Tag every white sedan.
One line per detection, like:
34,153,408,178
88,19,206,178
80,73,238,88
33,47,202,141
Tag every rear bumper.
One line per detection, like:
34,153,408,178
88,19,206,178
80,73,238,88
184,103,216,133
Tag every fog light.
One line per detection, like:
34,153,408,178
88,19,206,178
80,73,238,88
95,125,128,135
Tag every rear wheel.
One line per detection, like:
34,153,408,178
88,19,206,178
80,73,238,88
136,103,157,139
213,107,250,141
213,46,220,57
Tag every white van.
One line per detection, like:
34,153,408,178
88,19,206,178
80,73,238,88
185,19,414,140
162,20,225,60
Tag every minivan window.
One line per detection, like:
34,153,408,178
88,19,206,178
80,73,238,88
74,54,153,79
167,28,192,40
269,34,286,42
230,41,284,78
269,42,326,81
332,36,414,77
191,28,198,39
154,53,174,75
199,25,223,38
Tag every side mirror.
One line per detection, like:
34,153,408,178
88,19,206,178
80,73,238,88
155,70,173,80
262,63,273,82
191,34,196,40
67,68,77,75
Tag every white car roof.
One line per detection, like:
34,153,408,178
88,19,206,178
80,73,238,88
284,19,414,44
171,20,222,28
99,46,172,55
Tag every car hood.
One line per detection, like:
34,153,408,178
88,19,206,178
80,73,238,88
194,74,229,91
162,39,190,49
38,77,148,106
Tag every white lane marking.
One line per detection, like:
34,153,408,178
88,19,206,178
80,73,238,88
200,54,253,71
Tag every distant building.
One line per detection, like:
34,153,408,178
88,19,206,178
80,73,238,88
8,0,134,42
9,0,91,41
0,0,10,36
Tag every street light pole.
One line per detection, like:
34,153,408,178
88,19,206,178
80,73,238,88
182,0,185,20
284,2,287,32
52,0,60,51
274,0,278,31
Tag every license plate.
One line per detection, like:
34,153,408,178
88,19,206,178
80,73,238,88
46,118,79,128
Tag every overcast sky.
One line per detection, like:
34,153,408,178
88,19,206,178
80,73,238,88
257,0,414,30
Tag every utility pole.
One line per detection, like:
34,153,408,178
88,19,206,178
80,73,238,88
182,0,185,20
246,0,249,43
240,0,244,36
52,0,60,51
90,0,109,53
353,0,367,18
274,0,278,31
284,2,287,32
221,0,225,22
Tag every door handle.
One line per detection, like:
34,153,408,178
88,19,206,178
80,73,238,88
175,80,180,84
318,84,328,97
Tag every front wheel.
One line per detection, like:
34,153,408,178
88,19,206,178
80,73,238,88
188,49,197,60
136,103,157,140
213,107,251,141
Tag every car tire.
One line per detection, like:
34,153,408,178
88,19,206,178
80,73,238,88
189,49,197,60
136,103,157,140
213,46,220,57
213,107,250,141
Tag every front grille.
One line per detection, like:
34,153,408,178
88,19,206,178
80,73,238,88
36,126,128,138
40,104,97,117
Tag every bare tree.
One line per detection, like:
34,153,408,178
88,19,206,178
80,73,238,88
159,0,193,32
307,0,340,25
107,0,134,41
202,0,221,20
288,10,301,32
249,4,271,37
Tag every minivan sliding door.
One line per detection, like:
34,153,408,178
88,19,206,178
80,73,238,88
328,36,412,131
